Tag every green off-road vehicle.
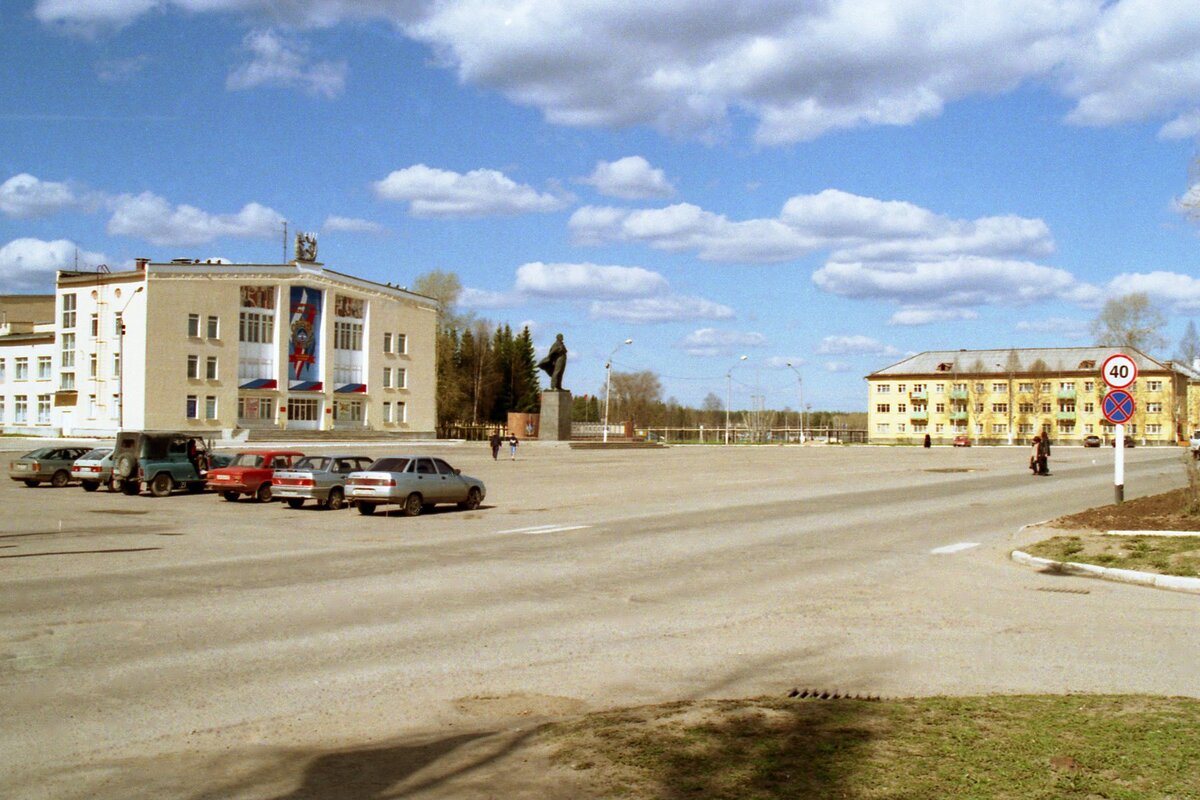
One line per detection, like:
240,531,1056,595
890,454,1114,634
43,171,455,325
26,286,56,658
111,431,228,497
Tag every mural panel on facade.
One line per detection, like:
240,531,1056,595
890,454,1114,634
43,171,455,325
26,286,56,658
288,286,323,391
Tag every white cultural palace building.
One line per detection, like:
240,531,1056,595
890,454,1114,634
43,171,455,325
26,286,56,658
0,247,437,438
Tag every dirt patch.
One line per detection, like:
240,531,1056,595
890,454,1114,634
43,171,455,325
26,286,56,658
1045,487,1200,532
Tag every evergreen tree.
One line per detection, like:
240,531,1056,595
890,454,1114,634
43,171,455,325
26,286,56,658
512,326,541,412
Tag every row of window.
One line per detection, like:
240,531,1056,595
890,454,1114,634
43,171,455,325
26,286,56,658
0,354,119,387
0,395,54,424
877,380,1165,394
875,422,1163,435
876,401,1166,414
227,396,408,424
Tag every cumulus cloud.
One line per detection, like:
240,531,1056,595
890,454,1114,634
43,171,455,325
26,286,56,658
888,307,980,326
816,335,899,356
0,238,107,291
514,261,667,299
107,191,285,246
581,156,675,200
589,295,734,323
373,164,570,218
824,361,853,373
1102,271,1200,312
34,2,1200,145
458,286,522,309
227,29,347,98
677,327,767,357
1014,316,1091,338
0,173,79,218
323,215,386,234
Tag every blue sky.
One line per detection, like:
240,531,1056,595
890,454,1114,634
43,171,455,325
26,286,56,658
3,1,1200,412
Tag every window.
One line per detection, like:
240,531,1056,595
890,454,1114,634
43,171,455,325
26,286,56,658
187,314,200,337
114,313,123,336
898,403,907,413
383,401,392,423
896,384,906,393
237,397,274,421
1084,381,1094,392
60,372,75,390
1019,383,1033,393
205,396,217,419
186,395,198,419
14,396,27,423
396,333,407,354
992,382,1006,392
37,356,51,380
383,367,392,388
935,423,944,432
876,404,891,413
383,332,392,352
992,403,1008,413
935,383,944,393
1019,423,1035,433
61,294,76,329
395,401,406,423
1146,424,1163,434
1019,403,1034,413
953,383,967,392
187,355,199,379
992,423,1007,433
0,358,5,380
0,398,4,422
1041,403,1052,413
1147,380,1163,391
395,368,406,389
288,398,321,421
239,310,273,343
1146,402,1163,413
15,357,28,380
877,384,891,394
61,332,75,368
935,403,945,413
207,315,219,339
974,383,985,393
87,395,97,418
89,354,98,379
1083,402,1094,413
897,423,906,432
90,313,99,337
1059,381,1074,390
36,394,50,424
1041,382,1051,392
334,321,364,351
1084,424,1093,433
975,403,984,413
206,356,218,380
876,423,890,433
912,383,926,392
113,354,120,376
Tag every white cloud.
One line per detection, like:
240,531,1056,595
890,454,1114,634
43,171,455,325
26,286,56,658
514,261,667,299
0,238,107,291
459,286,522,309
373,164,570,218
107,191,285,246
824,361,853,373
323,215,385,234
816,335,899,356
1103,271,1200,312
889,307,980,326
95,54,149,82
0,173,78,218
589,295,734,323
581,156,675,200
677,327,767,357
1014,316,1090,338
227,29,347,98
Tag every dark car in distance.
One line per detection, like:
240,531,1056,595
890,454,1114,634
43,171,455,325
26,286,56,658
1083,434,1102,447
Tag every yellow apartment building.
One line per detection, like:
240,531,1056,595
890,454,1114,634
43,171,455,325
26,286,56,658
866,347,1200,446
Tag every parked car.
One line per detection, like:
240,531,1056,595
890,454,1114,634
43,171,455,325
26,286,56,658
207,450,305,502
111,430,227,496
9,446,91,487
1082,434,1102,448
71,447,116,491
273,454,375,510
1111,436,1135,448
952,435,971,447
346,455,485,516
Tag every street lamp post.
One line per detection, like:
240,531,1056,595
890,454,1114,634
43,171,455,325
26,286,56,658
786,361,805,444
725,355,748,444
117,285,144,429
603,338,633,443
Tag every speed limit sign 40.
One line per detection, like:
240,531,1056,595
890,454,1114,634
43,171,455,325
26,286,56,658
1102,353,1138,389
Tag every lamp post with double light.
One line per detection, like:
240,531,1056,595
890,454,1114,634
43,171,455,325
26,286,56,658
786,361,805,444
603,338,633,443
725,355,748,444
117,285,145,429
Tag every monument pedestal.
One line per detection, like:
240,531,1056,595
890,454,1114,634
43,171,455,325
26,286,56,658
538,390,573,441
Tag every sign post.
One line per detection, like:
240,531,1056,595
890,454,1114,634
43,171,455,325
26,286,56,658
1101,354,1138,504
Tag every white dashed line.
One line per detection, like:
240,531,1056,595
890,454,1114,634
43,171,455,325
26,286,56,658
497,524,593,535
931,542,980,555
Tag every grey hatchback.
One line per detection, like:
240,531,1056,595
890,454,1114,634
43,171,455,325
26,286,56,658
9,446,91,487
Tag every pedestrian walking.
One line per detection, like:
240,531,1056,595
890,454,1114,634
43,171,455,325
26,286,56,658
1037,432,1051,475
923,433,931,449
1030,436,1041,475
508,434,519,460
489,431,502,460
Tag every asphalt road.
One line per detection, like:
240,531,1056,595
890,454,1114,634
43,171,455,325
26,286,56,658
1,441,1196,799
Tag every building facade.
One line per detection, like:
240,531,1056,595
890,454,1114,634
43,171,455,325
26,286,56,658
866,347,1200,446
0,254,438,437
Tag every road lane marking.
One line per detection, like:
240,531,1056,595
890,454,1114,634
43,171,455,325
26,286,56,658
497,524,592,535
931,542,980,555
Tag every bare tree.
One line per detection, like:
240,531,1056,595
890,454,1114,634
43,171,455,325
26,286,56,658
1090,292,1167,354
1176,320,1200,366
609,370,663,426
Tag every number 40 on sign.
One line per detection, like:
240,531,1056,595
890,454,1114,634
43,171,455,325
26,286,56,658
1102,353,1138,390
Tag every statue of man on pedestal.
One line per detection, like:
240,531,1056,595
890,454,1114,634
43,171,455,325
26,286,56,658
538,333,568,391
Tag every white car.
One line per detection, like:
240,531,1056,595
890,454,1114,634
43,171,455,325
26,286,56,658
347,455,486,517
71,447,116,492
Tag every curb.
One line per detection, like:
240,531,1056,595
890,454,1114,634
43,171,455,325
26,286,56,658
1011,550,1200,594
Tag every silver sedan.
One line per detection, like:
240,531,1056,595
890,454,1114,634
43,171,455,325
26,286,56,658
346,455,486,516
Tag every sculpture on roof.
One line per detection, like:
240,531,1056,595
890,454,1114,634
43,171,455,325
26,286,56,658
295,232,318,263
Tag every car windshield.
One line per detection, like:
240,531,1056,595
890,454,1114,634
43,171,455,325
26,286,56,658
368,457,410,473
230,453,265,467
294,456,330,470
80,448,111,460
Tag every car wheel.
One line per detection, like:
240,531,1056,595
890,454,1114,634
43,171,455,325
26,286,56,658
23,479,39,488
82,481,100,492
222,491,240,502
255,482,272,503
459,486,483,511
150,473,174,497
357,501,376,516
402,493,423,517
325,488,344,511
121,480,141,496
51,470,70,488
286,498,304,509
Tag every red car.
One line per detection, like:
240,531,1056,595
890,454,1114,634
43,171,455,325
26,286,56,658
952,435,971,447
206,449,304,502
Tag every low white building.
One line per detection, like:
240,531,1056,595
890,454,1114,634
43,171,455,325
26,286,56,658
0,247,438,438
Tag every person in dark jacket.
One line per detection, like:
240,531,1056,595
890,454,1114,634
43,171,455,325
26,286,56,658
489,431,502,460
1036,434,1051,475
